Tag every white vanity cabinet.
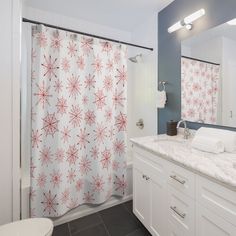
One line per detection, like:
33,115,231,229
132,145,236,236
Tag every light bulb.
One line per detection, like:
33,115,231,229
168,21,183,33
227,18,236,25
184,9,205,25
167,8,205,34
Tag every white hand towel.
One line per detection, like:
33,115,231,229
196,127,236,153
157,90,167,108
191,135,224,154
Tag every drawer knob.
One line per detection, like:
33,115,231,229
170,175,186,185
142,174,150,181
170,206,186,219
143,175,150,180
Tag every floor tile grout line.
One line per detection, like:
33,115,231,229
122,202,148,234
102,222,112,236
68,213,102,235
122,202,137,219
122,202,131,213
125,228,138,236
71,222,102,235
98,201,143,236
97,212,112,236
67,223,72,236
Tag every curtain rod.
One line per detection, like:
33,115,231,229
22,18,154,51
181,55,220,66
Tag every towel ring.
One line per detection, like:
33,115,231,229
159,81,167,91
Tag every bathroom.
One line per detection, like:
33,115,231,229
0,0,236,235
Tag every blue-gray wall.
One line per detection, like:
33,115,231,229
158,0,236,134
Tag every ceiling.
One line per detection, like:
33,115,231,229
23,0,174,31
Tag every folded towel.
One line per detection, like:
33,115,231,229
196,127,236,153
157,90,167,108
191,135,224,154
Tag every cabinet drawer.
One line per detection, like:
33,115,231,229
167,161,195,199
196,175,236,227
133,151,165,181
167,219,194,236
196,203,236,236
133,145,167,166
133,153,153,176
167,186,195,236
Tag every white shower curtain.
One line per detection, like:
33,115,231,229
181,57,220,124
30,25,128,217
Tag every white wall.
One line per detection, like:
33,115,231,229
0,0,13,225
0,0,21,225
129,13,158,139
222,37,236,126
23,6,131,42
181,45,191,57
183,37,222,64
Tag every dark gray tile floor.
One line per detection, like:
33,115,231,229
53,201,151,236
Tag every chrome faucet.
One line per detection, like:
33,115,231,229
176,119,190,139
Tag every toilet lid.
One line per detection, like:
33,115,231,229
0,218,53,236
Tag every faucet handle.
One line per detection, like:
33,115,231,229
184,128,191,139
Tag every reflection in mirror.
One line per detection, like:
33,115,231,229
181,19,236,128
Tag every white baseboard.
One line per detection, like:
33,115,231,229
53,194,133,226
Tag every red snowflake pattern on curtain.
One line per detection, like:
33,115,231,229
181,57,220,124
31,25,128,217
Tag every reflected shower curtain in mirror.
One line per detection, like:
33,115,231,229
30,25,128,217
181,57,220,124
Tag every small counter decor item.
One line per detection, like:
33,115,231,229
166,120,177,136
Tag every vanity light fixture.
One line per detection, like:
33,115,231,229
227,18,236,25
168,9,205,33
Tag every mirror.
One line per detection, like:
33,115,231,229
181,19,236,127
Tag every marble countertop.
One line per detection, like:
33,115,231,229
130,134,236,190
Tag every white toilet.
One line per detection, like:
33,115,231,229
0,218,53,236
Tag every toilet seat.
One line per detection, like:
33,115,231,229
0,218,53,236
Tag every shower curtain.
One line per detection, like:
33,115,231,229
30,25,128,217
181,57,220,124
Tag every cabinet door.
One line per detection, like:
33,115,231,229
133,150,167,236
149,174,166,236
196,204,236,236
133,168,150,225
